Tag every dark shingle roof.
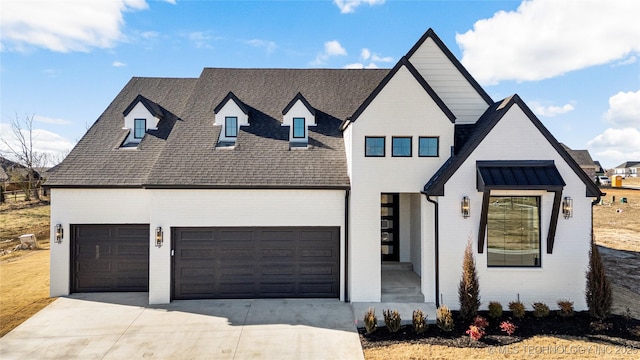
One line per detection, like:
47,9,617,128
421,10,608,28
560,144,595,167
615,161,640,169
47,69,388,188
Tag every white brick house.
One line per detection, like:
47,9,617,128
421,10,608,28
48,29,601,309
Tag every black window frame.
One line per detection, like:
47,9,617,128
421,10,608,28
293,117,305,138
486,196,542,268
391,136,412,157
134,118,146,139
225,116,238,138
365,136,385,157
418,136,439,157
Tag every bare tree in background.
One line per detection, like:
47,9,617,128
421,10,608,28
1,114,47,201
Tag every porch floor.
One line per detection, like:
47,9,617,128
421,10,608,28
381,262,424,303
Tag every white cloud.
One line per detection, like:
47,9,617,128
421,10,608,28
188,31,219,49
371,54,393,63
334,0,385,14
162,0,177,4
604,90,640,128
112,61,127,67
344,62,379,69
246,39,277,54
456,0,640,84
530,102,575,117
612,56,637,67
0,123,75,165
0,0,149,53
141,31,160,39
312,40,347,65
34,115,72,125
361,48,371,60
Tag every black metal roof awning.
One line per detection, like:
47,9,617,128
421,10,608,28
476,160,565,192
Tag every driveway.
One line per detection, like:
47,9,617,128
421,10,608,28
0,293,364,360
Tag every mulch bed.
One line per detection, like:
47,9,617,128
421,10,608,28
359,311,640,349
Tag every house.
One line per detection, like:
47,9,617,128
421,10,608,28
613,161,640,178
593,161,604,176
47,29,601,310
561,144,598,181
0,156,42,192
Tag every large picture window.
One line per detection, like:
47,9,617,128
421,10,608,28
487,196,541,267
365,137,385,157
225,116,238,137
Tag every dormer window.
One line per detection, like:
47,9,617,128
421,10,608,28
293,118,305,138
134,119,146,139
214,92,249,147
282,93,316,149
121,94,164,148
225,116,238,138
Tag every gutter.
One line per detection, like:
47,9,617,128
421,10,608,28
344,189,350,302
424,194,440,308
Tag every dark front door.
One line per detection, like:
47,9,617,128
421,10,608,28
71,224,149,292
172,226,340,299
381,193,399,261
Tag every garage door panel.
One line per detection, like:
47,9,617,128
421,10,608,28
173,227,339,299
72,224,149,292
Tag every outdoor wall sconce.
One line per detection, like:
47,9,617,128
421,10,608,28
155,227,163,247
562,197,573,219
54,224,63,244
461,196,470,218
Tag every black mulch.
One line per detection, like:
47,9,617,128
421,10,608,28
359,311,640,349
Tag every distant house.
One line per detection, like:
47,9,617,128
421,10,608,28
593,161,604,175
48,28,601,310
0,156,43,192
614,161,640,178
560,144,598,181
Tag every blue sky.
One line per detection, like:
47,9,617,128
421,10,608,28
1,0,639,169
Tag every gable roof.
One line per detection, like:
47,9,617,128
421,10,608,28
341,56,455,130
123,94,165,119
423,95,602,197
282,92,316,116
47,69,388,188
406,28,493,106
615,161,640,169
560,144,596,167
214,91,249,115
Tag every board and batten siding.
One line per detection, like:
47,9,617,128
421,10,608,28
50,188,346,304
408,37,489,124
348,65,454,302
433,104,593,310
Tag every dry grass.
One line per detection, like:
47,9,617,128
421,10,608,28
0,202,50,260
593,188,639,252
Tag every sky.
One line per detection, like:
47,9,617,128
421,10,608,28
1,0,639,169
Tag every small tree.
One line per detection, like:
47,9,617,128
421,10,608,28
586,237,612,319
459,237,480,322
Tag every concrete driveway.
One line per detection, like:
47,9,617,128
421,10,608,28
0,293,364,360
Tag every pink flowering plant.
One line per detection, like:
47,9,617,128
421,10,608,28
500,320,517,336
465,325,485,341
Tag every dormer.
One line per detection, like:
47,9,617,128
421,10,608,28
214,92,250,147
282,92,316,148
121,94,164,147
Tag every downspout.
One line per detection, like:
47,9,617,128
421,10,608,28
425,194,440,308
344,189,350,302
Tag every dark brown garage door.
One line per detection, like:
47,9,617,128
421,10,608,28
173,227,340,299
72,224,149,292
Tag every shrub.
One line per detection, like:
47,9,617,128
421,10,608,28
412,309,428,334
586,238,612,319
465,325,485,341
383,309,401,333
473,315,489,328
364,307,377,334
499,320,517,336
557,299,574,317
458,238,481,322
436,305,454,332
532,302,550,318
509,301,525,319
488,301,503,319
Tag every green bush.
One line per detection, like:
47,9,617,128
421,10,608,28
509,301,526,319
532,302,550,318
557,299,574,317
488,301,503,319
458,239,480,322
436,305,454,332
364,307,377,334
383,309,401,333
412,309,428,334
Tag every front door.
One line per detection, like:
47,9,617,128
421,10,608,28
381,193,399,261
